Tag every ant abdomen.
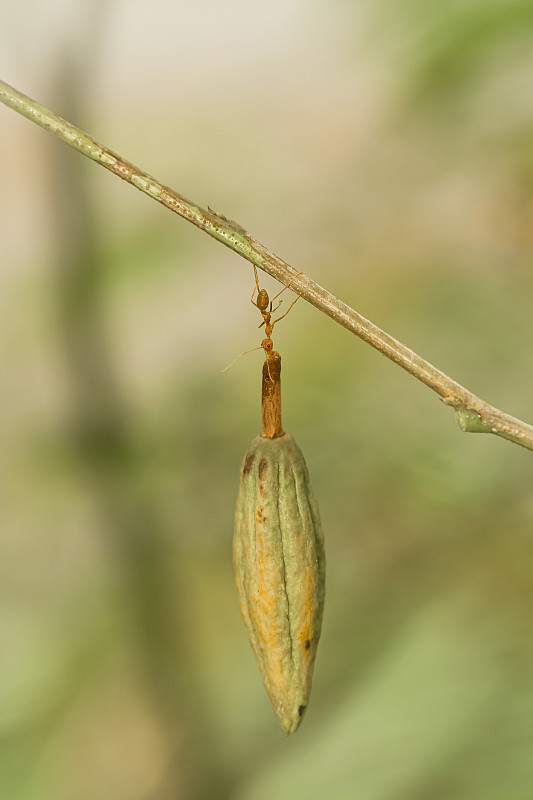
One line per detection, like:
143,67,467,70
256,288,269,312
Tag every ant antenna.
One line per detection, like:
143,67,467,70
220,346,263,374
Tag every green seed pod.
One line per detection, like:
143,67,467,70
233,431,325,734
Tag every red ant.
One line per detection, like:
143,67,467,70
221,266,300,374
251,265,300,356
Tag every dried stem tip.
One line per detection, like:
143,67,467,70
262,352,284,438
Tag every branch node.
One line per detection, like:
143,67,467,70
455,408,492,434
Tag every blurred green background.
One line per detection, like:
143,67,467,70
2,1,533,798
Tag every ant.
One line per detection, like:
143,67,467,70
220,267,300,374
251,265,300,356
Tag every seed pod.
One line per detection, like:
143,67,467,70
233,431,325,734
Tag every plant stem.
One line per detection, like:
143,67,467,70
2,78,532,451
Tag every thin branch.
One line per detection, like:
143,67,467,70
2,78,532,451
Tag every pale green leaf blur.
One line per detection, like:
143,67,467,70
1,1,533,798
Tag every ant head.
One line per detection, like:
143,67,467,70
261,337,273,353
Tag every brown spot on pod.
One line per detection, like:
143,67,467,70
243,454,255,475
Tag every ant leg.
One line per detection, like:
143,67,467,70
271,295,301,326
253,264,261,291
250,264,261,306
270,284,291,303
270,272,304,303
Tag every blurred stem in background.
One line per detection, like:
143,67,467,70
43,36,233,800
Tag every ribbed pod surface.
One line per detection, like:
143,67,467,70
233,432,325,734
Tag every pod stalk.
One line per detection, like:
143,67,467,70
262,351,284,438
